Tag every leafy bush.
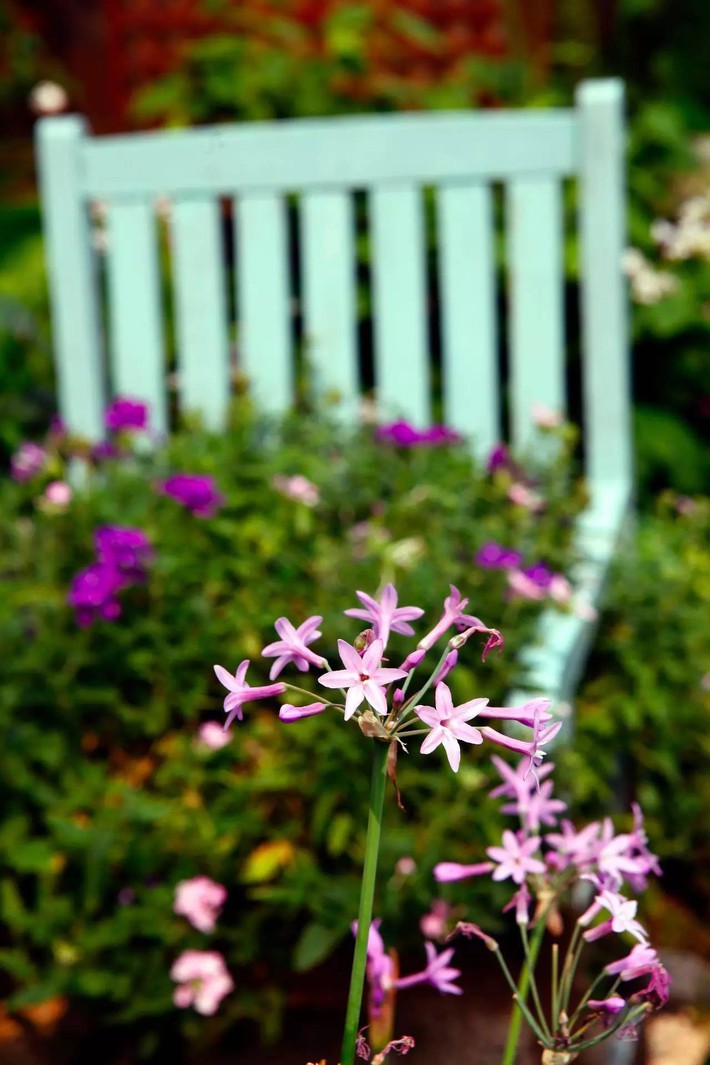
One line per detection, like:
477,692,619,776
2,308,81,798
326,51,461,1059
0,402,587,1055
560,492,710,909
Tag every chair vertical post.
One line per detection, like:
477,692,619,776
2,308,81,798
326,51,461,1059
577,80,632,494
35,116,106,441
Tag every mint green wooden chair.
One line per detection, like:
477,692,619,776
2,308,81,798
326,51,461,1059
35,79,631,706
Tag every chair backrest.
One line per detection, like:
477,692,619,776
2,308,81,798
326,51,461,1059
36,79,631,495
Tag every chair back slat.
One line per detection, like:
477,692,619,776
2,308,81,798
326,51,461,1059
36,116,105,440
170,198,230,429
370,184,430,425
437,182,500,458
505,176,565,451
299,190,358,415
577,81,632,491
105,201,167,434
235,193,293,416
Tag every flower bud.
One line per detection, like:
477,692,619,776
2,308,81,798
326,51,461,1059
354,628,376,653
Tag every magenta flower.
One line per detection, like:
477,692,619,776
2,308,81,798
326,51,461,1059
632,965,671,1011
173,876,227,933
586,996,627,1026
433,861,494,883
213,661,286,728
159,473,224,517
279,701,327,723
475,542,523,570
67,563,126,627
11,441,46,482
196,722,231,750
414,683,486,773
94,526,152,578
486,443,512,473
345,584,424,648
104,396,150,433
261,615,326,679
375,420,460,448
417,585,487,653
394,942,462,996
318,639,407,720
170,950,233,1015
486,829,546,885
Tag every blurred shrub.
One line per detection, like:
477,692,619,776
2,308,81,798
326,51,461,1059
560,492,710,908
0,403,586,1055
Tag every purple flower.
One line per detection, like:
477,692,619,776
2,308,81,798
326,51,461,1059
522,562,554,590
501,778,567,833
414,682,486,773
104,396,150,433
486,443,512,473
67,563,126,627
11,442,46,481
475,542,523,570
375,420,461,448
213,661,287,728
345,584,424,648
586,996,627,1027
631,964,671,1011
394,942,462,996
159,474,224,517
261,615,326,679
94,526,152,578
486,829,546,885
318,639,407,720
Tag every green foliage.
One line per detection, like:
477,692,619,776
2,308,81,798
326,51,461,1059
0,405,585,1052
560,492,710,900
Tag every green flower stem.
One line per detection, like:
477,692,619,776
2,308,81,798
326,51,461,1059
501,916,548,1065
520,924,552,1040
340,740,390,1065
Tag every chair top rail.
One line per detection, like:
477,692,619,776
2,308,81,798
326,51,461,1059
40,109,579,199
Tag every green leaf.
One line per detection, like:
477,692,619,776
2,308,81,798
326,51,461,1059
293,921,343,972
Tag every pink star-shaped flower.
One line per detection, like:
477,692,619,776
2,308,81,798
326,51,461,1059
318,639,407,720
261,615,326,679
213,661,286,728
344,583,424,648
414,682,486,773
486,829,546,885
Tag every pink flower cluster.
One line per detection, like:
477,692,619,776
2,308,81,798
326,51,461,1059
211,583,561,778
171,877,232,1016
434,755,669,1053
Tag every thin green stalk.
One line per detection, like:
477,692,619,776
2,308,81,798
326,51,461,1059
340,741,389,1065
500,914,548,1065
520,924,551,1039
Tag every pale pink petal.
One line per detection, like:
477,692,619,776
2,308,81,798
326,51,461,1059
344,686,365,720
441,730,461,772
213,664,240,691
338,639,365,673
420,726,444,755
363,680,388,715
318,668,357,689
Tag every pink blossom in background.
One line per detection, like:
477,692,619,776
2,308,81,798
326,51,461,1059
174,876,227,933
419,900,451,940
261,615,326,679
197,722,231,750
507,482,545,512
213,661,286,728
345,583,424,648
531,404,564,429
170,950,233,1015
272,473,320,506
507,569,547,600
395,856,417,877
42,480,73,508
104,396,150,433
318,638,407,719
28,80,68,114
11,441,46,481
